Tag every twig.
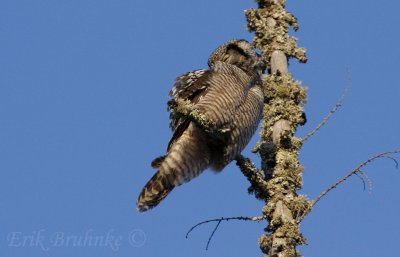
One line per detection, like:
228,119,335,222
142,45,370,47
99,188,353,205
206,220,221,250
186,215,266,250
315,150,400,206
297,150,400,223
354,171,366,191
380,155,399,168
302,70,352,142
355,169,373,193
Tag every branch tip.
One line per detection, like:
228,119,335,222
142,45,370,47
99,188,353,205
298,150,400,223
302,70,352,142
186,215,267,250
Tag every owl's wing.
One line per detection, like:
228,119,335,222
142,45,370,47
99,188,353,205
150,69,211,169
167,69,210,148
169,69,209,100
168,69,209,129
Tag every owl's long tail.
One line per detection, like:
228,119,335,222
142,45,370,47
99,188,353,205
137,123,211,212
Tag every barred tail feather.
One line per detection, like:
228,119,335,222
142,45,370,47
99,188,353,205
137,124,211,212
137,171,175,212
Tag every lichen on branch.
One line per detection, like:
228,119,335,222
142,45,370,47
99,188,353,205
168,98,230,135
246,2,307,66
261,74,307,142
244,0,310,256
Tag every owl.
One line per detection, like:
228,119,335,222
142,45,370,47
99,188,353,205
137,39,265,212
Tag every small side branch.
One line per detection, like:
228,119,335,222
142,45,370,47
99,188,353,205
186,215,266,250
298,150,400,222
235,155,269,199
168,99,230,135
302,70,352,143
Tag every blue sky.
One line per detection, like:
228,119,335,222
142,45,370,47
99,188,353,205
1,1,399,257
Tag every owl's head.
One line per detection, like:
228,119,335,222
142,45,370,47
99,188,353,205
208,39,266,74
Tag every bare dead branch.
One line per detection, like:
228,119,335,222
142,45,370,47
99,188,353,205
206,220,221,250
186,215,266,250
297,150,400,223
184,156,267,250
313,150,400,206
302,70,352,142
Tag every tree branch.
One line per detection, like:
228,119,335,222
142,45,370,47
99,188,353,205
302,70,351,142
297,150,400,223
186,215,267,250
246,1,309,255
235,155,269,199
168,98,230,135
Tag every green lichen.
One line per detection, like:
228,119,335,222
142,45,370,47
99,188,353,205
168,98,230,135
260,74,307,141
244,0,313,256
246,4,307,64
285,195,311,219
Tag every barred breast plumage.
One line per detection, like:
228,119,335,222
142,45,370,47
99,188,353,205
137,39,265,212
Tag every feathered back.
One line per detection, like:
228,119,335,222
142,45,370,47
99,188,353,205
137,39,265,212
